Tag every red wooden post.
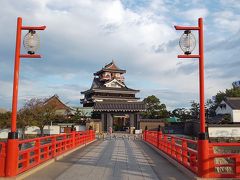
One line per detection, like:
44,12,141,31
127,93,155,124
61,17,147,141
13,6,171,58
72,131,76,147
163,136,168,153
84,131,86,145
157,131,160,149
158,131,161,149
87,131,89,143
167,137,171,155
171,138,176,158
89,130,91,141
25,151,30,169
52,137,56,157
35,139,40,164
182,140,188,165
79,132,82,145
63,133,67,150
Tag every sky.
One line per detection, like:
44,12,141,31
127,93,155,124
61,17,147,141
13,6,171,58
0,0,239,111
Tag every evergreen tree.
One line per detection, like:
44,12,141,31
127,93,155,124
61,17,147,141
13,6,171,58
171,108,191,121
142,95,169,119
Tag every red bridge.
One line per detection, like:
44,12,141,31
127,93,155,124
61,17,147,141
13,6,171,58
0,130,240,179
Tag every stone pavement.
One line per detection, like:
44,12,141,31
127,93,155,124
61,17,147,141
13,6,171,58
25,135,191,180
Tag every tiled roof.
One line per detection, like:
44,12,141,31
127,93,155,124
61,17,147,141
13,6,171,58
94,61,126,75
45,95,73,111
225,97,240,109
139,119,165,122
93,101,146,112
165,117,180,123
104,60,122,70
81,78,139,94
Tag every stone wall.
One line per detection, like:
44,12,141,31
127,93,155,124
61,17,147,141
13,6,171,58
86,119,102,133
184,121,200,137
139,120,165,131
0,125,85,139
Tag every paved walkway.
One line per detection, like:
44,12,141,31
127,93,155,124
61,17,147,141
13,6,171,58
26,135,190,180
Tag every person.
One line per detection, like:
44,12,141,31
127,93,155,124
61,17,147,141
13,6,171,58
71,125,75,132
108,126,112,140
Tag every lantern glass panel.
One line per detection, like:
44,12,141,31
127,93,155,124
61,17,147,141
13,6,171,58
179,31,196,55
23,30,40,54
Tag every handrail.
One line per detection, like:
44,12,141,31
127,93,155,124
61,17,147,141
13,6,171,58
0,130,95,177
144,130,240,178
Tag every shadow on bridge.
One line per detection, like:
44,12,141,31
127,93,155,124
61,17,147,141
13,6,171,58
25,135,190,180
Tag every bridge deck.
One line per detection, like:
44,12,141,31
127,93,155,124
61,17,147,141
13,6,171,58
26,136,190,180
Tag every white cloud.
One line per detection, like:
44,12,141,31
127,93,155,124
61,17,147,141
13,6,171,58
213,11,240,33
181,8,209,22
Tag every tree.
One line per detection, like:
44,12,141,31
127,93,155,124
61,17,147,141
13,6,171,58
190,101,200,120
0,112,11,129
17,108,32,139
23,98,56,136
215,87,240,104
142,95,169,119
72,108,89,125
73,108,81,122
207,87,240,115
205,99,217,118
189,100,216,121
215,91,226,105
171,108,191,121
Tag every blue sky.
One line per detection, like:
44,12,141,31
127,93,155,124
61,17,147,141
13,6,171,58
0,0,239,110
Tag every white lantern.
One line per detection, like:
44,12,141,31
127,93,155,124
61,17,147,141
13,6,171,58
179,30,196,55
23,30,40,54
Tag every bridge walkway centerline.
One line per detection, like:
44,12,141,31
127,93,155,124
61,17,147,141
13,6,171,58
25,134,190,180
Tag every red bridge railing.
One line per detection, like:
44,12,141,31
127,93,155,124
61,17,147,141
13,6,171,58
208,142,240,178
144,130,240,178
0,130,95,177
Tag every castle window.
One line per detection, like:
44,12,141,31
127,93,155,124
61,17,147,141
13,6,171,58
220,104,226,109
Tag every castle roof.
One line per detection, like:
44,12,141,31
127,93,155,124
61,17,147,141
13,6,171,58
81,77,139,94
94,60,126,76
93,101,146,112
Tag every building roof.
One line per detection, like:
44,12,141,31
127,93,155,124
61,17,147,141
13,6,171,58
225,97,240,110
81,77,139,94
94,61,126,75
93,101,146,112
139,119,165,122
165,117,180,123
45,95,73,111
